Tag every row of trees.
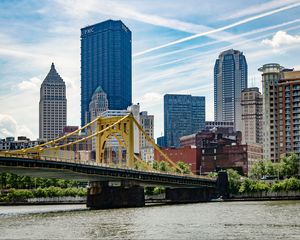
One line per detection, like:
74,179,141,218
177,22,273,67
134,159,192,174
238,177,300,193
152,161,191,174
227,154,300,194
0,173,81,189
0,173,87,202
250,153,299,179
144,161,192,195
0,187,87,202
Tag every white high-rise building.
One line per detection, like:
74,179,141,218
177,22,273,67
39,63,67,140
139,111,154,162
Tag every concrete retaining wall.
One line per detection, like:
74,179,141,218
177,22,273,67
27,196,86,203
231,191,300,199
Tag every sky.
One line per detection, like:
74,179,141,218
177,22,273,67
1,0,300,140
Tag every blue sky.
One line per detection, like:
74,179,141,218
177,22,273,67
1,0,300,140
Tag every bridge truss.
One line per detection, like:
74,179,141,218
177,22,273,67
0,114,185,174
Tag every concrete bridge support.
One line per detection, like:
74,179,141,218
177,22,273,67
165,187,214,203
87,181,145,209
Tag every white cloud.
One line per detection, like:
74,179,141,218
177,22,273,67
17,77,42,91
0,114,34,139
134,2,300,56
262,31,300,48
55,0,245,46
221,0,300,20
137,92,163,107
135,18,300,64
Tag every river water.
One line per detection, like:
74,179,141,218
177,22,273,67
0,201,299,239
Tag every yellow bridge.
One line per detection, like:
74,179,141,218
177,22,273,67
0,114,221,209
0,114,184,172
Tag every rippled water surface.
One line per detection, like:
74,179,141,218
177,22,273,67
0,201,299,239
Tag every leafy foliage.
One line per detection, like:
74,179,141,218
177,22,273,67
271,177,300,192
1,187,87,202
227,169,243,194
225,168,300,194
239,179,270,193
250,153,299,179
0,173,80,190
152,160,191,174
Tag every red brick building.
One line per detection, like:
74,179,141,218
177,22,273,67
155,130,248,176
154,146,201,174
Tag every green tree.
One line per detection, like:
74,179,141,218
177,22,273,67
152,161,159,170
176,161,191,174
158,161,170,172
265,160,276,176
250,160,267,179
281,153,299,177
227,169,242,194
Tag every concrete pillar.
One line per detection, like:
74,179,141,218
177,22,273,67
87,181,145,209
217,171,229,199
165,187,214,203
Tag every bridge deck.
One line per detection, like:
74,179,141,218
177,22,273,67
0,156,216,188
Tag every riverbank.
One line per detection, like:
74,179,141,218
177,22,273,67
2,192,300,206
0,196,86,206
227,190,300,201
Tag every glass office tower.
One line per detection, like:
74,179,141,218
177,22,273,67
214,49,247,131
164,94,205,147
81,20,132,126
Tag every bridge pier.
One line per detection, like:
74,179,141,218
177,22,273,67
165,187,214,203
87,181,145,209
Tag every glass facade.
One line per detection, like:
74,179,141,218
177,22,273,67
214,49,247,131
164,94,205,147
81,20,132,126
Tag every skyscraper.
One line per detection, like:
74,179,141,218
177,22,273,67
214,49,247,131
241,87,263,144
39,63,67,140
164,94,205,147
259,64,300,161
277,69,300,159
81,20,132,126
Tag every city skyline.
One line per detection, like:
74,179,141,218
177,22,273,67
1,0,300,140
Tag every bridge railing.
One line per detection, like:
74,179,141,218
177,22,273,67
0,151,214,180
0,115,216,180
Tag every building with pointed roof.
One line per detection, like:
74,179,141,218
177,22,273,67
88,85,109,122
39,63,67,140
